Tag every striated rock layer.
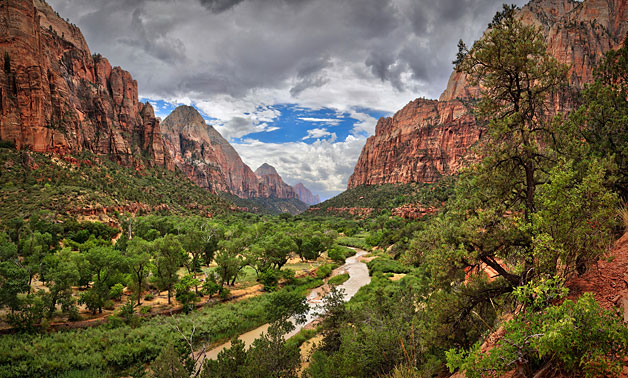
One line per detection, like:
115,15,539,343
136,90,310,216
255,163,298,199
161,105,267,197
161,105,310,201
348,0,628,189
293,183,320,205
0,0,173,169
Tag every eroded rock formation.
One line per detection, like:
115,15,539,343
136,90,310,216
348,0,628,188
255,163,298,199
0,0,173,169
161,105,266,197
293,183,320,205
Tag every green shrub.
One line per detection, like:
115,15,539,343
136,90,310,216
366,257,412,275
336,236,370,250
316,263,338,279
446,293,628,378
108,283,124,301
143,293,155,301
328,273,350,286
328,245,355,262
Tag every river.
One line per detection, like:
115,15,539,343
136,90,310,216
198,248,371,362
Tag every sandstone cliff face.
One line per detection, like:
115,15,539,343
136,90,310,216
161,105,267,197
255,163,298,199
349,0,628,189
0,0,173,170
293,183,320,205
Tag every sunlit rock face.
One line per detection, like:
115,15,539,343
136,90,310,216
293,183,320,205
0,0,173,170
161,105,268,198
348,0,628,189
255,163,298,199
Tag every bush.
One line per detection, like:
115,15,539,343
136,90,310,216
328,273,350,286
328,245,355,262
259,269,280,291
109,283,124,301
316,263,338,279
367,257,412,275
336,236,370,250
144,293,155,301
219,288,231,300
447,293,628,378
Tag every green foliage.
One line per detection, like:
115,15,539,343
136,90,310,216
327,273,349,286
327,244,355,262
308,179,454,218
151,234,186,304
447,293,628,378
0,294,281,377
201,321,301,378
150,343,188,378
367,257,412,275
0,149,232,221
335,236,369,250
315,263,338,279
175,274,200,313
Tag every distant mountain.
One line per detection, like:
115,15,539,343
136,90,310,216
255,163,298,199
293,183,320,205
161,105,266,198
348,0,628,188
0,0,173,170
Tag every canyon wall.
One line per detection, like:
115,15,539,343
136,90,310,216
0,0,173,169
348,0,628,188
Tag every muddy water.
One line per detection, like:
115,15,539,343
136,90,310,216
199,249,370,362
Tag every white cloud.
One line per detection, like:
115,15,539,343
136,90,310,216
298,117,341,126
302,128,334,141
233,135,367,198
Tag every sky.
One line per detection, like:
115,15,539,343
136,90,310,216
48,0,528,200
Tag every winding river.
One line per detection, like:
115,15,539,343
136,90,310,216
198,249,371,362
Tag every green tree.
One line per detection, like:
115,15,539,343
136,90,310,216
125,237,152,306
150,343,189,378
42,248,79,318
0,232,29,312
216,237,247,287
175,274,200,313
79,245,125,314
566,35,628,199
152,234,186,304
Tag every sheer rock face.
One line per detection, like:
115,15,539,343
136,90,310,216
161,105,268,198
255,163,298,199
0,0,173,170
348,0,628,189
293,183,320,205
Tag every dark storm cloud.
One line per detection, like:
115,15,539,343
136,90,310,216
47,0,529,104
199,0,245,13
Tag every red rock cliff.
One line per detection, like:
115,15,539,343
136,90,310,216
161,105,268,198
0,0,173,170
255,163,298,199
293,183,320,205
348,0,628,189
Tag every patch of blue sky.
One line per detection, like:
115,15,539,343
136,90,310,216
232,104,390,144
141,98,390,145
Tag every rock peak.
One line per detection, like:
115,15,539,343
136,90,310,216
293,183,320,205
165,105,206,128
255,163,278,176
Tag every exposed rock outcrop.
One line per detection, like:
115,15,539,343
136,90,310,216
293,183,320,205
349,0,628,188
0,0,173,170
255,163,298,199
161,105,267,197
